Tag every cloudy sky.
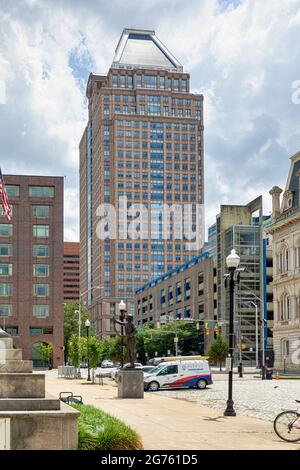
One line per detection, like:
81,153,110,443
0,0,300,241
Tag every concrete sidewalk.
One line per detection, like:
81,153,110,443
45,375,297,451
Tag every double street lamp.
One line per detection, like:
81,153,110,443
224,249,241,417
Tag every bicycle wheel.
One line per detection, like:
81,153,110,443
274,411,300,443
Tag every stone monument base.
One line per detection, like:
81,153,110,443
0,331,79,450
117,369,144,399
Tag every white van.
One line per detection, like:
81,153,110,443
144,357,213,392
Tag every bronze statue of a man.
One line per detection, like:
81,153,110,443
114,313,137,368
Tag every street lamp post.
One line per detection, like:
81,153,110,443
85,319,91,382
119,300,126,369
224,249,240,417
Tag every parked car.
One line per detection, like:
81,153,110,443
101,360,114,368
141,366,155,374
144,358,213,392
110,363,144,380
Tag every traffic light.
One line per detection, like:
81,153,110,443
214,323,219,337
205,322,210,336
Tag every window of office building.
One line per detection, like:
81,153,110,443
0,304,12,316
0,244,12,256
184,278,191,300
6,185,20,197
176,282,182,302
33,264,49,277
112,74,118,87
0,264,12,276
144,75,156,88
168,286,173,306
161,288,166,307
0,224,12,237
30,327,53,335
0,283,12,296
33,284,49,297
32,206,50,218
29,186,54,198
6,327,18,335
0,205,13,218
135,74,142,87
33,245,49,257
184,306,191,318
33,305,49,318
33,225,49,238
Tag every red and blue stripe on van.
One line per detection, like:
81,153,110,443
168,373,213,388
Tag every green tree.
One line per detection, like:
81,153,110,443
68,334,81,370
86,336,102,383
37,343,53,368
205,336,229,371
106,336,123,363
63,301,89,359
136,321,203,360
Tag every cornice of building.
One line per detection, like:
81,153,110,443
267,208,300,234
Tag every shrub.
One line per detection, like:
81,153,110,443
71,403,143,450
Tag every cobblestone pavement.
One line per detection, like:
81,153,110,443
156,376,300,421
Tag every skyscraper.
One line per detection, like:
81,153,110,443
80,29,204,337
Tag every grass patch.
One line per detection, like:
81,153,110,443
71,403,143,450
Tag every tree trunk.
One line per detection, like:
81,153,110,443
219,362,222,371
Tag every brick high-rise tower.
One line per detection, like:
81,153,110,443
80,29,204,337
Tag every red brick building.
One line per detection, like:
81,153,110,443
0,175,64,367
64,242,80,302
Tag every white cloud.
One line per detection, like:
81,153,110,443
0,0,300,241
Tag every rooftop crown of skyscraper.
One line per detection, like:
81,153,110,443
112,28,183,72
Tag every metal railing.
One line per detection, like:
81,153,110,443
58,366,76,379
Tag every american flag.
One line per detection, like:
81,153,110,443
0,169,11,221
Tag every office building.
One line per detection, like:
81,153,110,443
80,28,204,337
64,242,80,302
214,197,266,363
135,252,216,352
0,175,64,368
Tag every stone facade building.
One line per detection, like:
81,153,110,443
268,151,300,371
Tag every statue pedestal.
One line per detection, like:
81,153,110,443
0,333,79,449
117,369,144,399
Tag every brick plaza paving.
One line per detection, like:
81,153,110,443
44,372,299,450
156,374,300,422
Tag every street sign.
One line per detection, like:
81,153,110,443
226,357,233,372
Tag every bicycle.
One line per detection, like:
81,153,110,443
273,400,300,442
